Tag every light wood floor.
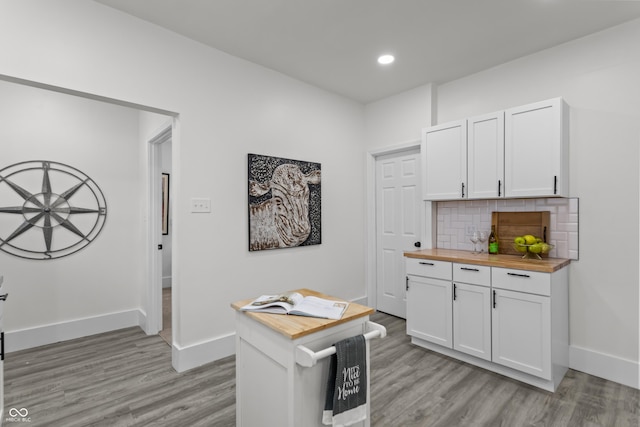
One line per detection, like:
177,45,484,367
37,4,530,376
5,312,639,426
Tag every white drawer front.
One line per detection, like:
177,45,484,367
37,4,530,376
491,267,550,296
406,258,452,280
453,263,491,287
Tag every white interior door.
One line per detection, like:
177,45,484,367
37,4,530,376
375,149,421,318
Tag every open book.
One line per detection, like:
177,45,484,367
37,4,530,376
240,292,349,320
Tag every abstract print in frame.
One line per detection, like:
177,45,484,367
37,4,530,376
248,154,321,251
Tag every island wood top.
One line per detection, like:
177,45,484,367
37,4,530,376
404,248,570,273
231,288,374,340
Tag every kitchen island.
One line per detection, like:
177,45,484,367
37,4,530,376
231,288,384,427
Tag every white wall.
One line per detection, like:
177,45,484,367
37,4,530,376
0,80,146,348
0,0,366,369
435,20,640,386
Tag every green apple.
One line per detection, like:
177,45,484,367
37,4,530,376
540,243,551,254
523,234,537,245
529,243,542,254
514,236,525,245
515,244,528,253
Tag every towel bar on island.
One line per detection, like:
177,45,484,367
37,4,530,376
295,320,387,368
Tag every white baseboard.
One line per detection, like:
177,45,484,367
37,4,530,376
6,309,144,353
352,295,368,307
570,345,639,389
172,333,235,373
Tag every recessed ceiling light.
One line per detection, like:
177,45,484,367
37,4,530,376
377,54,395,65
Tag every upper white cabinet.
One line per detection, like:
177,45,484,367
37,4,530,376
422,97,569,200
504,98,569,198
468,111,505,199
422,120,467,200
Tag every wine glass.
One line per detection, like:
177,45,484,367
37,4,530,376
477,231,488,253
469,231,479,254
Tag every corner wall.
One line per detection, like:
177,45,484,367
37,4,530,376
0,80,146,350
434,19,640,388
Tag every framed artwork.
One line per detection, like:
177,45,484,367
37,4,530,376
162,173,169,235
248,154,321,251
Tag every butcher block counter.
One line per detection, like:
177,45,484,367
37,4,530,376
230,288,374,339
232,288,380,427
404,248,570,273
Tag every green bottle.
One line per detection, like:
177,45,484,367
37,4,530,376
489,225,499,254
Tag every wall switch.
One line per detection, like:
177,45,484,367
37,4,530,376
191,198,211,213
465,224,477,236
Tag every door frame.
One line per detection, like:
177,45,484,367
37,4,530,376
146,120,176,336
365,141,435,311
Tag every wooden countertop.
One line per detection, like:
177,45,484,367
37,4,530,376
404,248,570,273
231,288,374,340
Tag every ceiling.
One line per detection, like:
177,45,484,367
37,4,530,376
95,0,640,103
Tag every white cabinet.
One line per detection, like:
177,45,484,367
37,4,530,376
467,112,505,199
405,256,569,392
406,259,452,347
422,120,467,200
491,267,568,385
422,97,568,200
452,264,492,361
492,288,551,378
504,97,569,197
406,275,452,348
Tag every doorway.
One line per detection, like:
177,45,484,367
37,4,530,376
147,123,174,342
372,146,422,318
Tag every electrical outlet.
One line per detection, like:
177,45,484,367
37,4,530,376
191,198,211,213
465,224,477,236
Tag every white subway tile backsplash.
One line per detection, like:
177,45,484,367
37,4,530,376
435,197,579,260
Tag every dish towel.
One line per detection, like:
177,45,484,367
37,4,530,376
322,335,367,426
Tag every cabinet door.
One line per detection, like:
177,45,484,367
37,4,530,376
422,120,467,200
467,112,504,199
406,275,452,348
453,282,491,361
504,98,569,198
492,288,551,379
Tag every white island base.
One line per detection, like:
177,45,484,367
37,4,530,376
232,289,384,427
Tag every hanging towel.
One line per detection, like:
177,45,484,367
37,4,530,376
322,335,367,426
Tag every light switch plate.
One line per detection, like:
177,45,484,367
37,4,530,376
191,198,211,213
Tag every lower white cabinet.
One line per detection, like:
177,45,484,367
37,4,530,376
492,288,551,378
406,258,568,392
453,282,492,361
406,275,452,348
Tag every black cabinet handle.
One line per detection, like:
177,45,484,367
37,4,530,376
419,262,434,266
460,267,479,272
461,182,465,198
498,180,502,197
0,293,7,301
493,290,497,308
453,284,457,301
1,332,4,361
507,272,531,278
406,276,409,291
554,176,558,194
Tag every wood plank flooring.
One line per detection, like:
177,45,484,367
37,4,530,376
5,312,639,426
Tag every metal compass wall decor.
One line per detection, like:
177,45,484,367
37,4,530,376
0,161,107,260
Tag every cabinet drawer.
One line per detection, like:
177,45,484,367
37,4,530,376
406,258,452,280
491,267,550,296
453,263,491,287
